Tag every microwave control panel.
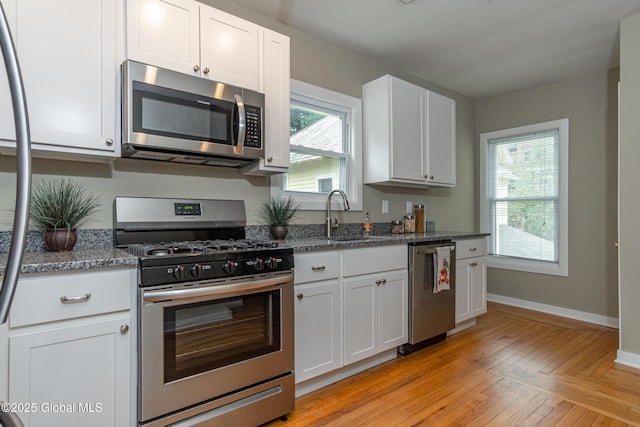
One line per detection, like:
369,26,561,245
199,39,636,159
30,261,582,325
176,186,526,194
244,105,262,148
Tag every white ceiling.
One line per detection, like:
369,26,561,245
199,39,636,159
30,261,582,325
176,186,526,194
231,0,640,98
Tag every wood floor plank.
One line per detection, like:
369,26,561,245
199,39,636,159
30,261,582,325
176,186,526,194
262,302,640,427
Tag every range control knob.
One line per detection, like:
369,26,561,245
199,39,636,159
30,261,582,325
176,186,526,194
223,261,238,274
265,257,280,269
172,265,185,280
253,258,265,271
190,264,203,278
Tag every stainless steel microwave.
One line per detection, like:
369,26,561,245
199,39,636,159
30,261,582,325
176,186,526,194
122,60,265,167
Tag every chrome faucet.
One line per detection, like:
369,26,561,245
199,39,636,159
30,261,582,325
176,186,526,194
326,189,350,238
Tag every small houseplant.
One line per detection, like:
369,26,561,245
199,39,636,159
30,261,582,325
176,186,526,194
259,196,299,240
29,178,101,251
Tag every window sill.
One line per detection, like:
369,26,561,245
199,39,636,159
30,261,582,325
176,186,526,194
487,255,568,277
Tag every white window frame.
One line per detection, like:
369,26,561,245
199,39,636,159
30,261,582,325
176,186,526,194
271,79,363,211
479,118,569,276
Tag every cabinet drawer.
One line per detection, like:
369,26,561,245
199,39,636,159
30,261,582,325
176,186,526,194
343,245,407,277
295,251,340,284
454,238,487,260
10,268,132,328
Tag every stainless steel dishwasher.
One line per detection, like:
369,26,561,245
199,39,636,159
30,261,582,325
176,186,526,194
399,241,456,355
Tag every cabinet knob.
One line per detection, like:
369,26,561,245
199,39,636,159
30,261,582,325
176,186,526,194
297,293,304,300
375,279,387,285
105,138,114,146
267,156,273,163
469,247,477,252
120,324,129,334
470,262,477,267
193,64,200,72
203,67,210,74
311,265,326,272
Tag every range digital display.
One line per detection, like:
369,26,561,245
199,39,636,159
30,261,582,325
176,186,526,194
174,203,202,216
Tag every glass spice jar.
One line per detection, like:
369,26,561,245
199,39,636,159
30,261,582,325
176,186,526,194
403,215,415,233
391,220,404,234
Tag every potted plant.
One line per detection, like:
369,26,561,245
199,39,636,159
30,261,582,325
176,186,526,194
259,196,299,240
29,178,101,251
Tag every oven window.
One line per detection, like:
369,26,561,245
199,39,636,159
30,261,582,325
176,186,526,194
163,290,281,383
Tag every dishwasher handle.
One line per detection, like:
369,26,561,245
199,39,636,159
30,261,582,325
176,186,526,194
415,245,455,255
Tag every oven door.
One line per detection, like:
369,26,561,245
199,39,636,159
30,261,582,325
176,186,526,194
139,272,294,423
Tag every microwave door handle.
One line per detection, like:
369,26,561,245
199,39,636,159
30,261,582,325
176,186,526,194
234,94,246,156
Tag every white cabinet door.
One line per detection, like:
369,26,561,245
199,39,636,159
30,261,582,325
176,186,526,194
425,91,456,186
343,276,377,365
471,257,487,317
260,28,290,169
294,280,342,383
0,0,118,153
455,258,472,323
9,316,131,427
455,257,487,323
200,7,260,90
344,269,407,365
127,0,200,76
390,77,426,182
378,270,408,351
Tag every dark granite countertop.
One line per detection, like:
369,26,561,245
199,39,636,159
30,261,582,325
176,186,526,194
0,230,487,274
0,248,138,275
285,231,489,253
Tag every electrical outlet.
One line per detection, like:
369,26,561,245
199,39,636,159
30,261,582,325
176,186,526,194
406,201,413,214
382,200,389,214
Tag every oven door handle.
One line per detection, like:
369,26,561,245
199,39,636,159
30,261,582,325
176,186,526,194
143,274,293,303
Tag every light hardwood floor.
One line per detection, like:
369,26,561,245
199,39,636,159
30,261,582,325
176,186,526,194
264,302,640,426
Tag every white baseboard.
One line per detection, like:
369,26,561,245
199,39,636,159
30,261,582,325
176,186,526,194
616,350,640,369
487,293,619,329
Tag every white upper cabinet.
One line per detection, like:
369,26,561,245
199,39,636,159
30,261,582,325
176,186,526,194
200,7,260,90
363,74,456,188
126,0,200,76
425,90,456,186
127,0,261,91
0,0,120,157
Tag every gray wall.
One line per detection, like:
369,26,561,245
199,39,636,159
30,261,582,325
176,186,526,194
0,0,476,233
619,13,640,355
476,71,619,318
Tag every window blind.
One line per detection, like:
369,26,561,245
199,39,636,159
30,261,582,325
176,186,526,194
487,128,559,263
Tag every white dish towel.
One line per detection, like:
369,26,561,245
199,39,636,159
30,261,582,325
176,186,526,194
434,246,451,293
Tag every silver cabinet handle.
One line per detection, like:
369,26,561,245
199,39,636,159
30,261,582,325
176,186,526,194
267,156,273,163
120,324,129,334
311,266,326,272
297,293,304,300
105,138,114,146
470,262,478,267
203,67,210,74
469,247,477,252
193,64,200,72
375,279,387,285
60,293,91,304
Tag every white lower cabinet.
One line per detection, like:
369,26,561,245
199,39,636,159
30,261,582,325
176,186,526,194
9,316,131,427
4,267,135,427
343,270,407,365
294,280,342,382
294,245,408,385
454,238,488,323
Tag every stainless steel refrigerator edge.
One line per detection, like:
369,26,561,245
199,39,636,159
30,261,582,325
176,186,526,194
0,1,32,426
399,242,456,355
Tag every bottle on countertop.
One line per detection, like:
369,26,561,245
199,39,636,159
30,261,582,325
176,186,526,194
363,212,372,236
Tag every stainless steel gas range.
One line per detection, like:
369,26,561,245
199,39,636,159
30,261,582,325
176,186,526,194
114,196,295,427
